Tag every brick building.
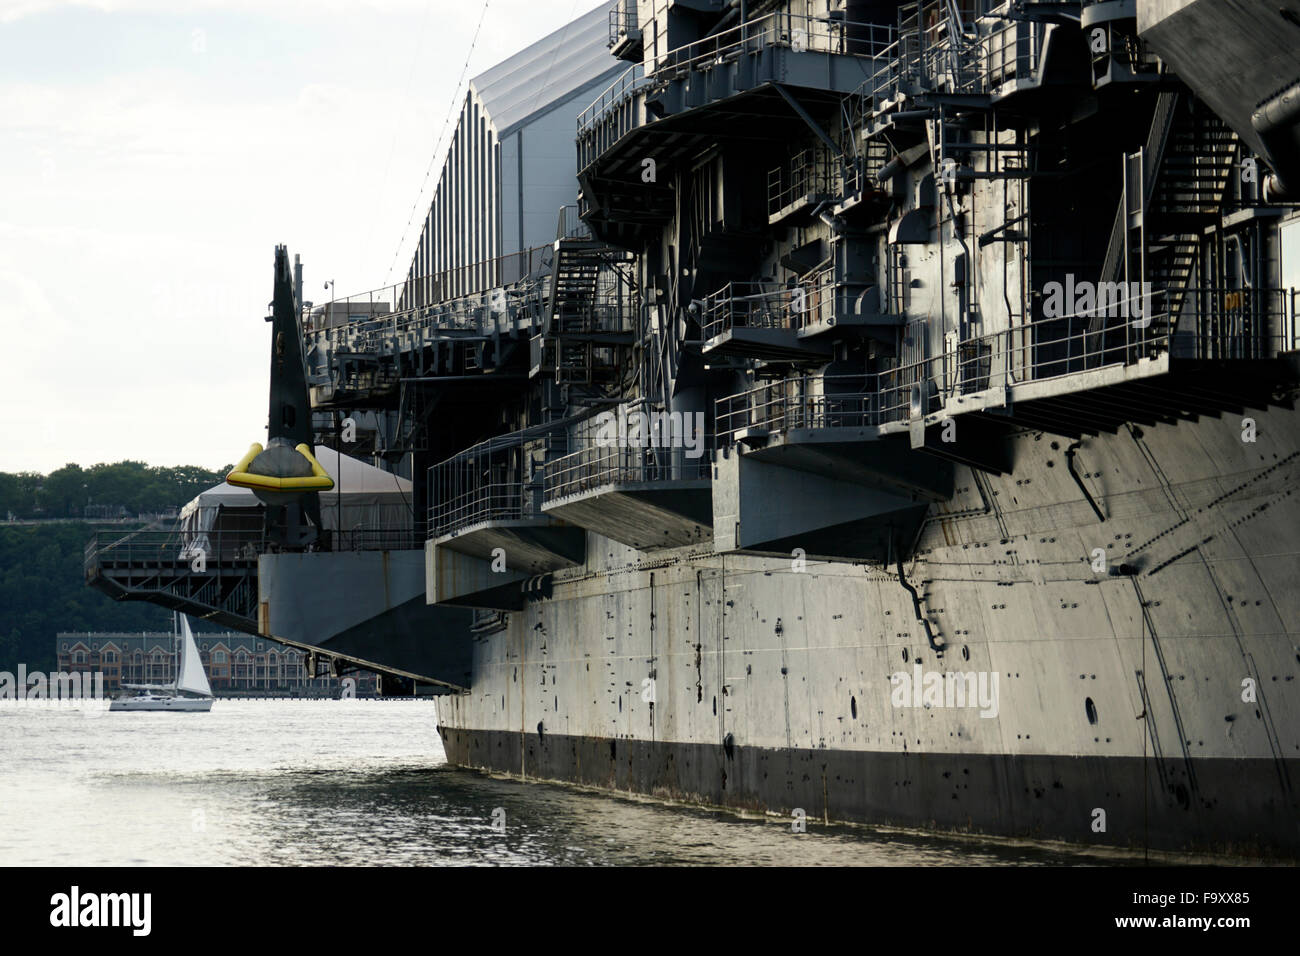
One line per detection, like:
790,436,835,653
55,632,379,696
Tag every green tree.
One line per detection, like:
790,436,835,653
0,461,228,520
0,523,171,671
43,464,87,517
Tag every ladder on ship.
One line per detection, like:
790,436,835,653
1096,95,1239,361
1147,106,1239,322
546,237,638,387
549,240,603,334
547,238,607,385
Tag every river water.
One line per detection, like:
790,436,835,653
0,699,1114,866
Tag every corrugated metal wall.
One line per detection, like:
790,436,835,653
407,90,501,306
400,3,623,310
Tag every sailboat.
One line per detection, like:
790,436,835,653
110,614,214,712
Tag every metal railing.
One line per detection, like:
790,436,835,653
980,18,1041,91
428,436,566,538
767,148,836,217
838,131,897,197
858,11,1044,113
715,283,1298,444
303,246,555,381
556,203,592,241
325,528,425,552
1082,0,1161,76
797,269,841,330
578,12,896,146
701,270,842,341
86,527,256,627
701,281,798,341
87,527,264,572
608,0,637,49
577,60,645,135
716,374,901,440
576,62,649,167
1168,286,1297,359
86,525,422,571
543,443,712,502
304,206,604,384
309,243,553,335
428,461,528,537
550,240,638,335
715,310,1175,443
552,290,638,335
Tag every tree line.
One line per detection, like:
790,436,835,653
0,461,230,520
0,522,175,672
0,462,235,671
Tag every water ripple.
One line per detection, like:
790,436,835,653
0,700,1113,866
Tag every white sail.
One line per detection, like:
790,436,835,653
175,615,213,698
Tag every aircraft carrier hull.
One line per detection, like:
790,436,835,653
436,399,1300,858
439,731,1296,855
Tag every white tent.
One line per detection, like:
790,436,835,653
180,448,413,558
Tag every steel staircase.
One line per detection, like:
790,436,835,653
549,240,604,334
1148,108,1239,323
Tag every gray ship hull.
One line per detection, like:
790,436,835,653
439,730,1295,855
437,399,1300,857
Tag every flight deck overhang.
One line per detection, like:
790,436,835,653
541,483,713,551
736,431,956,501
711,446,929,564
425,517,586,611
540,445,713,551
706,348,1293,566
85,528,475,690
432,518,587,574
425,518,585,611
426,432,588,608
85,531,260,635
259,549,473,693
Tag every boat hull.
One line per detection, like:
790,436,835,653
435,400,1300,858
109,696,214,712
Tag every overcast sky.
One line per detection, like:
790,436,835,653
0,0,604,473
